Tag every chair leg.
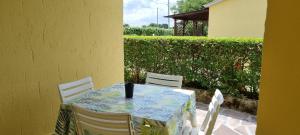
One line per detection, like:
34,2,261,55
182,117,196,135
183,124,192,135
191,128,199,135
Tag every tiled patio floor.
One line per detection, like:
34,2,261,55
196,103,257,135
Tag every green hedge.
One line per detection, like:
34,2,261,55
124,36,263,99
124,27,173,36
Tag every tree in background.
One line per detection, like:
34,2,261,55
148,23,169,29
123,24,130,28
123,23,173,36
170,0,212,36
172,0,213,13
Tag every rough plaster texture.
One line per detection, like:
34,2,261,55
0,0,123,134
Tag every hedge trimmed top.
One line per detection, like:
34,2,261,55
124,36,263,99
124,36,263,43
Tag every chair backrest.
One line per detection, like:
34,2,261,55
58,76,94,103
72,105,134,135
146,72,183,88
200,89,224,135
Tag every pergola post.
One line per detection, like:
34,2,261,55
202,21,208,36
193,20,197,36
174,19,177,36
182,20,186,36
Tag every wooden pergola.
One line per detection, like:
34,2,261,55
165,8,209,36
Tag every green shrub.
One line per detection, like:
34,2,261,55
124,27,173,36
124,36,263,100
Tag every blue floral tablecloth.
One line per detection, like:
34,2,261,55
55,84,197,135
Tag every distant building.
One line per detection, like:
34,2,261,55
166,0,267,38
204,0,267,38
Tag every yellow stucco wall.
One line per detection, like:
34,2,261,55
256,0,300,134
207,0,267,38
0,0,123,134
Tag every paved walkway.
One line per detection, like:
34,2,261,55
196,103,257,135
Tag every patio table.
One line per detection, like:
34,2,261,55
55,84,197,135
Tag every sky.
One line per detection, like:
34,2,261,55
124,0,178,27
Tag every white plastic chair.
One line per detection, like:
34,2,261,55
72,105,134,135
58,76,94,103
184,89,224,135
146,72,183,88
